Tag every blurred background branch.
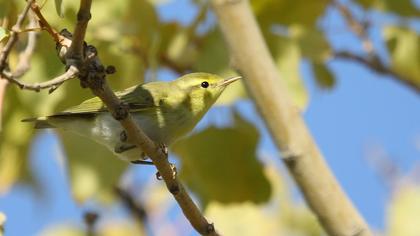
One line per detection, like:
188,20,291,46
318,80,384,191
210,0,371,235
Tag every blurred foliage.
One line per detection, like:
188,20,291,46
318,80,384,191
0,0,420,235
172,112,271,206
0,211,5,236
386,183,420,236
39,220,146,236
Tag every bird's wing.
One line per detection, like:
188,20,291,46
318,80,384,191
53,84,158,116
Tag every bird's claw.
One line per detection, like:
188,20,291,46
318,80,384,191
158,143,168,156
130,160,154,165
119,130,128,142
156,163,177,180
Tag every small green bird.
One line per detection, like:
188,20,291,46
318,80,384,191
23,73,240,162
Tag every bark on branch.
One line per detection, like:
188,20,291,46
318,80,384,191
210,0,372,235
60,1,219,235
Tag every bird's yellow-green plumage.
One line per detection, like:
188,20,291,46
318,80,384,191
23,73,240,162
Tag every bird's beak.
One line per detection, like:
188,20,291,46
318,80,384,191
218,76,241,87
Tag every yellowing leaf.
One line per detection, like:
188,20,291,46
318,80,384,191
387,184,420,236
205,202,279,236
98,220,146,236
172,112,271,205
0,211,5,236
38,225,84,236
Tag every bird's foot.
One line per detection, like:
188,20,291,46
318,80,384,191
119,130,128,142
130,160,154,165
158,143,169,156
115,144,137,153
156,163,177,180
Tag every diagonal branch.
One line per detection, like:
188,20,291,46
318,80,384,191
59,1,219,235
210,0,372,235
333,1,375,56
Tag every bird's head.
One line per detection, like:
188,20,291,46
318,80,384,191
172,73,241,112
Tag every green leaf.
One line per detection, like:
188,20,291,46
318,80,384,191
193,29,230,74
383,26,420,87
124,0,160,50
355,0,420,17
289,25,331,62
166,29,198,68
354,0,376,9
58,131,128,203
251,0,328,27
0,1,12,18
54,0,64,18
312,62,335,89
0,27,8,42
380,0,420,17
172,112,271,206
269,34,308,110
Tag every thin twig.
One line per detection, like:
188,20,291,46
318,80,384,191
333,1,374,56
12,13,39,78
30,2,61,42
332,1,420,94
83,211,99,236
0,0,34,72
0,66,78,93
0,18,9,132
114,187,148,226
334,51,420,93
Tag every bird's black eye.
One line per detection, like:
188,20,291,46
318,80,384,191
201,81,209,88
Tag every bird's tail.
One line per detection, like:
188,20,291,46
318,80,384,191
21,117,55,129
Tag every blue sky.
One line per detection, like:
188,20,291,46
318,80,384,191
1,0,420,235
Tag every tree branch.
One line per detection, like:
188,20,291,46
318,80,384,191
334,51,420,93
0,0,34,72
210,0,372,235
0,79,6,131
57,1,219,235
332,1,420,94
0,65,78,93
333,1,374,56
114,187,148,227
12,13,39,78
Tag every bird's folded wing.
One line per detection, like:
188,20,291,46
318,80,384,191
54,85,158,116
